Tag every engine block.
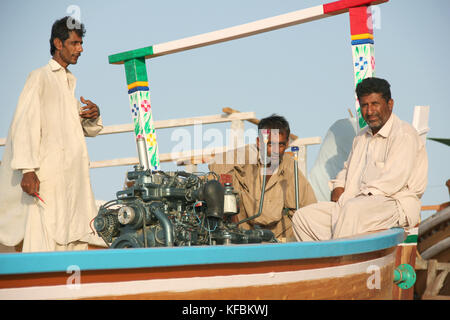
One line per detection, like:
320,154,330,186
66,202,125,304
94,167,275,248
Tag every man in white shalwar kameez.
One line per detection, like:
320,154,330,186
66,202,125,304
292,77,428,241
0,17,103,252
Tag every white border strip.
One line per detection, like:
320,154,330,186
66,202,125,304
0,253,394,300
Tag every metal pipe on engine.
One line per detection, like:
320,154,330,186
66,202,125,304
150,202,174,246
236,129,269,226
291,146,300,210
136,137,150,171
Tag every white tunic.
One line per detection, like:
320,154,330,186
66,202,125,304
292,113,428,241
0,59,103,247
331,113,428,228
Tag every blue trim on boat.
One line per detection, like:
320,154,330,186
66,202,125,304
0,228,404,275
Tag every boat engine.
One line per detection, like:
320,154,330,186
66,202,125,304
94,166,276,248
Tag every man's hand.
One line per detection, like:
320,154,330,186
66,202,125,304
21,172,40,196
331,187,345,202
79,96,100,119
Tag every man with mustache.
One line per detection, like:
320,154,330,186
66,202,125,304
292,77,428,241
209,114,317,241
0,16,103,252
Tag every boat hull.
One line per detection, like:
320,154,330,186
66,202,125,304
0,229,404,300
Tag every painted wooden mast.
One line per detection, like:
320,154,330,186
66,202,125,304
108,0,388,167
349,5,376,130
124,59,159,170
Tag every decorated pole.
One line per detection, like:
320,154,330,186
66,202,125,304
109,1,388,63
108,0,389,169
349,5,376,130
124,56,160,171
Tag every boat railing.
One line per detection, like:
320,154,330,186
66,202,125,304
0,108,322,175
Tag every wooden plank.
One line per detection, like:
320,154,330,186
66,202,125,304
109,5,326,64
421,205,440,211
222,108,322,146
290,137,322,146
421,294,450,300
430,270,448,296
97,123,134,135
174,136,321,167
89,157,139,169
222,107,301,141
84,267,394,300
0,249,393,289
392,243,417,300
153,112,256,129
89,146,228,168
412,106,430,144
323,0,388,15
0,113,257,143
152,5,325,58
424,259,438,298
0,248,396,300
223,107,259,125
109,1,389,64
160,146,228,164
2,137,321,169
97,112,257,136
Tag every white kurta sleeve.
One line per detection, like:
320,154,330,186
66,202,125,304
332,161,348,190
77,99,103,137
10,71,42,171
81,116,103,137
330,141,355,190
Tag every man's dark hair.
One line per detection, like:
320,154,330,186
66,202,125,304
49,16,86,55
258,114,290,139
356,77,392,102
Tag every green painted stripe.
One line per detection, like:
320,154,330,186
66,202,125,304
124,58,148,85
108,46,154,65
403,234,418,244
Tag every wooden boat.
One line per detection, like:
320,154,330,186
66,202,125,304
0,228,411,300
0,0,428,301
415,207,450,299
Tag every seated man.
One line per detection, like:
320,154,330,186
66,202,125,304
209,114,317,241
292,77,428,241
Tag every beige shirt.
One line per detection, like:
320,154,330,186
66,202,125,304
209,145,317,240
331,113,428,227
0,59,103,246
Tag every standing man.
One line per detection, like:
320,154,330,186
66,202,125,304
0,16,103,252
209,114,317,241
292,77,428,241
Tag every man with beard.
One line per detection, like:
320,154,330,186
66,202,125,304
0,16,103,252
292,77,428,241
209,114,317,241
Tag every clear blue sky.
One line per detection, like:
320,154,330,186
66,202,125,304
1,0,449,212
